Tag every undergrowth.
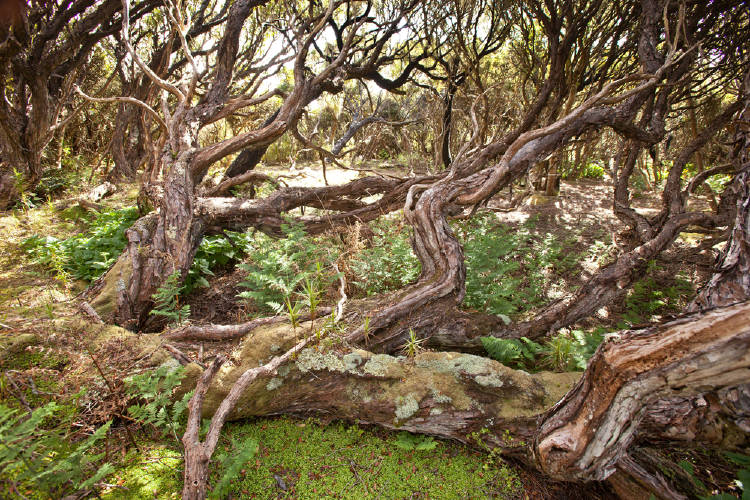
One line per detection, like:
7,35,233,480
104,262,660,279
350,216,420,295
185,231,254,293
481,328,605,372
621,260,694,326
22,207,139,282
0,396,113,498
237,219,339,315
455,213,581,319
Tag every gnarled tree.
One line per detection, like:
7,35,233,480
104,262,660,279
76,0,750,495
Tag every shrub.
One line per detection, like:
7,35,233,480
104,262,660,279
0,400,113,497
22,206,139,281
622,261,693,326
580,162,605,179
184,231,254,293
481,328,604,372
125,364,192,441
455,213,580,318
150,272,191,326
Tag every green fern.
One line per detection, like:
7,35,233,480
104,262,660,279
210,436,259,499
237,219,337,315
350,216,421,295
393,432,438,451
125,365,193,443
0,401,113,496
482,331,602,372
150,272,191,326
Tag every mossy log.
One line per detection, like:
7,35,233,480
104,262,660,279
174,301,750,481
195,321,578,452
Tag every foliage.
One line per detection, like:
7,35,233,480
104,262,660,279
149,272,191,326
393,432,438,451
670,452,750,499
348,212,583,318
209,436,259,499
622,261,694,326
579,162,606,179
350,217,421,295
125,365,193,442
237,219,337,314
13,167,42,211
184,231,254,293
481,328,604,372
713,452,750,500
401,328,427,358
481,336,545,369
455,213,580,318
0,400,113,497
22,206,139,281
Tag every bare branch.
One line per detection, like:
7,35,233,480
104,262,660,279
74,85,169,133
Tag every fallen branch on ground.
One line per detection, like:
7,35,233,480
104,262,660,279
164,307,333,341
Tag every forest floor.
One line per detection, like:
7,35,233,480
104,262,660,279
0,165,740,499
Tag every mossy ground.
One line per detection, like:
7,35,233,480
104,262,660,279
103,417,522,500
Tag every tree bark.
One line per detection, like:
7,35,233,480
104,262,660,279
687,71,750,311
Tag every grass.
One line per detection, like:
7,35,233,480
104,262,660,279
104,417,522,499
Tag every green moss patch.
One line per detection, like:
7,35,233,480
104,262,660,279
215,417,522,499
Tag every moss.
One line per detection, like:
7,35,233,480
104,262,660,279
89,255,132,320
214,416,522,499
102,446,181,499
534,371,581,405
190,323,574,424
0,333,38,363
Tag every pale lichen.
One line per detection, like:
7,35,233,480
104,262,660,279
430,389,453,404
362,354,400,377
394,394,420,421
415,352,495,378
266,377,283,391
475,373,505,388
295,348,346,373
346,383,374,404
342,352,363,371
